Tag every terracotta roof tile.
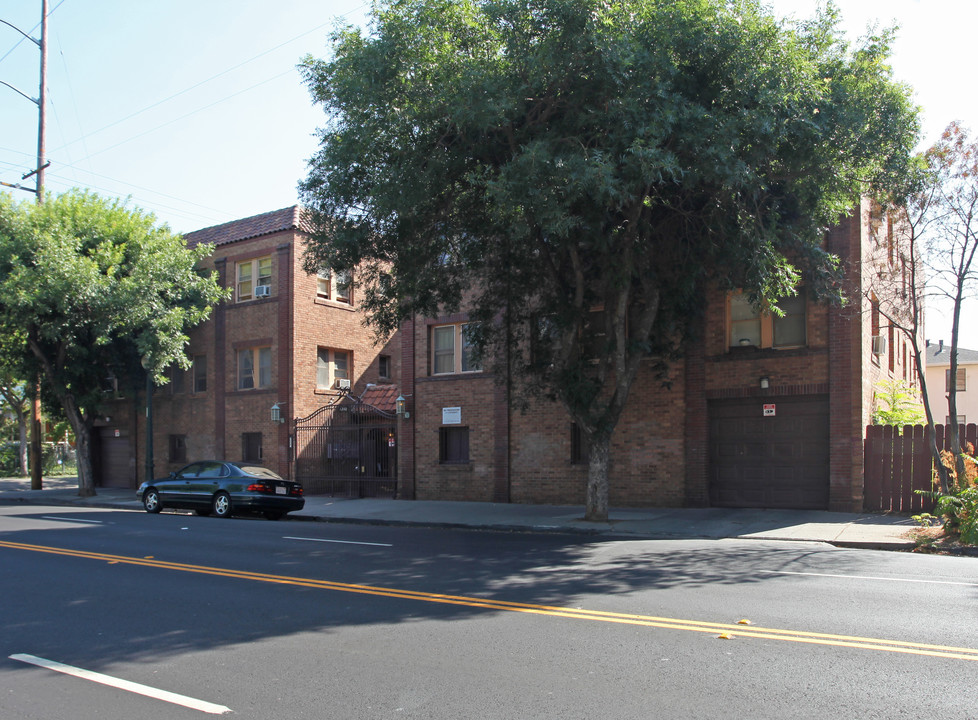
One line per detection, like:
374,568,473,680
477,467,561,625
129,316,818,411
360,384,400,414
183,206,312,248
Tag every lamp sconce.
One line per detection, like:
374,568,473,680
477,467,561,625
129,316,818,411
270,402,286,424
759,376,770,390
396,395,410,420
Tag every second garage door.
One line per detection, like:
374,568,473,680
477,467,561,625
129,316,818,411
708,395,829,510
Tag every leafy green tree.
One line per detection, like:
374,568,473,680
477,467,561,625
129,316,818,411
0,190,227,496
0,375,30,476
300,0,919,520
872,379,926,427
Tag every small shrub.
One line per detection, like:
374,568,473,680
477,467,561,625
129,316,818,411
934,487,978,545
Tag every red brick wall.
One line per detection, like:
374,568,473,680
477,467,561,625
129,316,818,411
105,224,400,488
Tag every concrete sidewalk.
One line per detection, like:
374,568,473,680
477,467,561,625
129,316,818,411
0,476,921,550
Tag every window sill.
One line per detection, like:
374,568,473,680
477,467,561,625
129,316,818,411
314,297,355,310
715,346,821,362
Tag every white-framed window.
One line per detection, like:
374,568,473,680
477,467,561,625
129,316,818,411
432,323,481,375
728,289,806,349
237,257,271,302
316,269,353,304
317,348,351,389
378,354,391,380
946,368,967,392
237,346,271,390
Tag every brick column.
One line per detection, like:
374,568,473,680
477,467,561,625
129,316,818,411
213,257,228,459
397,316,416,499
827,216,864,512
276,242,292,479
684,318,709,506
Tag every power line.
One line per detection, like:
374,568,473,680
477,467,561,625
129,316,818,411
0,0,67,66
49,6,367,157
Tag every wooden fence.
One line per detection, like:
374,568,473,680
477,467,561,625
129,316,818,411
864,423,978,513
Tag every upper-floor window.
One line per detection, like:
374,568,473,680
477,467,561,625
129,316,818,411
237,257,271,302
317,348,351,389
946,367,967,392
192,354,207,393
237,346,271,390
432,323,481,375
316,269,352,304
170,364,185,394
728,290,807,350
378,354,391,380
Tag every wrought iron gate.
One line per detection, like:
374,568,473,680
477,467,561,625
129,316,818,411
292,395,397,497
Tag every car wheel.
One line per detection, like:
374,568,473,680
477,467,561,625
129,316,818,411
143,488,162,514
263,511,283,521
195,509,211,517
212,492,231,518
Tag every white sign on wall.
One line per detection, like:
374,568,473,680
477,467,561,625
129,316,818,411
763,404,776,417
442,407,462,425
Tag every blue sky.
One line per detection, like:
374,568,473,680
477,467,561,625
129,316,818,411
0,0,973,347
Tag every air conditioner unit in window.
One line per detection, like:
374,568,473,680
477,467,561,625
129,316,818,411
254,285,271,298
335,378,351,391
871,335,887,356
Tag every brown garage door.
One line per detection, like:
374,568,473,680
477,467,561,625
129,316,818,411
709,395,829,510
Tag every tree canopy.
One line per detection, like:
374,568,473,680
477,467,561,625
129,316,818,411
0,189,227,495
300,0,919,519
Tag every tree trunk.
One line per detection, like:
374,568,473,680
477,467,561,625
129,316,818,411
61,400,95,497
585,436,610,522
16,413,28,476
73,426,95,497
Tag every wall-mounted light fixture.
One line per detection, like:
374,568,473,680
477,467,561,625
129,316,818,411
396,395,410,420
759,376,770,390
271,402,286,424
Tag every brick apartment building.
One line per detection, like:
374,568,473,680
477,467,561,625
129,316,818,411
396,197,916,513
95,207,399,490
101,200,914,514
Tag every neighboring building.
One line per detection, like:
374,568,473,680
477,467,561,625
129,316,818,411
924,341,978,426
396,198,918,513
94,207,399,490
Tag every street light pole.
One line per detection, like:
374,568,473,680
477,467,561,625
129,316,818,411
141,357,154,484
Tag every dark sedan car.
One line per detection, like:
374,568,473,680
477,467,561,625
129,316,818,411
137,461,305,520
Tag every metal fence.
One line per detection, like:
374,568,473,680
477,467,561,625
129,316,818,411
293,396,397,498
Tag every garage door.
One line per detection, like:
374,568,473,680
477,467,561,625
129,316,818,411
708,395,829,510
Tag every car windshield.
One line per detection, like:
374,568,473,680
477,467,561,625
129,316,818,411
240,466,284,480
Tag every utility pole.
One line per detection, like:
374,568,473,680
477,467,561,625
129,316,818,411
27,1,48,490
1,2,49,488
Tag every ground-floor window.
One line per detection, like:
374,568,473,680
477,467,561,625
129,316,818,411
168,434,187,464
242,432,263,463
439,427,469,464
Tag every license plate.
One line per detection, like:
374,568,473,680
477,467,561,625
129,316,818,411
275,486,286,495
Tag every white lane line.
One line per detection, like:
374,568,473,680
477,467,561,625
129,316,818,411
762,570,978,587
284,536,393,547
9,654,231,715
40,516,103,525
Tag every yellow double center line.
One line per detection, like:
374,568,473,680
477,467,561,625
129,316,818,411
4,539,977,662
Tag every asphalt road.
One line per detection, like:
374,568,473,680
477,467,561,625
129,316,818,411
1,504,976,719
